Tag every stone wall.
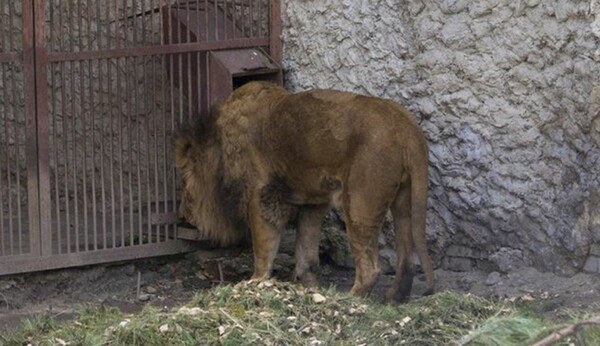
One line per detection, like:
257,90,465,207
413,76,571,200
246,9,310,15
282,0,600,275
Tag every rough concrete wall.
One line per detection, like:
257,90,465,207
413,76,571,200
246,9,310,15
282,0,600,275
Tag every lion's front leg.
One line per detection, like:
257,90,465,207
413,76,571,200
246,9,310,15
249,219,281,281
248,183,295,281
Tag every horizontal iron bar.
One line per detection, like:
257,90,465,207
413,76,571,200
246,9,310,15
0,240,199,276
150,212,179,225
0,52,20,64
47,38,270,62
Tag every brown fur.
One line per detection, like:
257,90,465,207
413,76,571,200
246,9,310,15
175,81,434,301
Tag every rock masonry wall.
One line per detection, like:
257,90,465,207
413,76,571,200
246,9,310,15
282,0,600,275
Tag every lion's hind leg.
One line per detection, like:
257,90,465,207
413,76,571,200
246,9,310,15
343,176,394,296
385,185,415,303
294,204,329,287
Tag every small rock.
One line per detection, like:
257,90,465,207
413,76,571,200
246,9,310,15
138,293,152,302
485,271,502,286
145,286,157,294
312,293,327,303
159,324,170,333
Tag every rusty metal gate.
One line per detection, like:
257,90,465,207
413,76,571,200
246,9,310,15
0,0,281,275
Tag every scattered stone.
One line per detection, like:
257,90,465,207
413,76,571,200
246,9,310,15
138,294,152,302
312,293,327,303
145,286,157,294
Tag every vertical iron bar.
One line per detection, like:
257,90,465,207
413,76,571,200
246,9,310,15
69,2,80,253
186,6,193,121
126,56,134,246
123,0,128,47
49,1,62,255
96,6,106,250
109,1,117,248
0,64,9,255
0,0,5,256
166,2,174,240
269,0,282,64
132,0,137,47
8,0,23,254
59,1,71,254
79,0,90,252
32,0,52,256
4,4,15,255
214,0,218,40
134,54,143,245
204,0,209,42
148,0,156,244
222,0,227,39
152,54,159,243
97,56,107,249
241,0,245,37
249,0,253,38
232,0,236,39
147,55,157,242
157,0,165,243
258,0,262,37
87,0,98,251
81,0,100,250
0,67,4,255
117,56,126,247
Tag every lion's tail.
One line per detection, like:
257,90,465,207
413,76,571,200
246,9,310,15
409,139,435,295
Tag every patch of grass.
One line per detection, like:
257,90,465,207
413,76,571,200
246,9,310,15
2,281,600,346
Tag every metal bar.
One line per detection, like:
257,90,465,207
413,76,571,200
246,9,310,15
49,0,61,256
126,56,134,247
3,60,14,254
156,0,164,244
123,0,128,47
258,0,262,38
249,0,253,38
224,0,229,39
115,0,120,48
0,240,197,276
0,65,6,256
132,0,137,46
0,53,20,64
141,0,152,242
151,54,159,243
269,0,282,64
134,54,143,245
117,56,125,248
69,0,80,253
214,0,219,40
142,0,147,45
110,0,117,249
108,56,116,249
7,0,18,255
144,53,152,244
32,0,52,256
204,0,209,42
88,0,98,251
59,1,71,254
95,0,102,50
97,51,106,249
12,1,23,255
166,3,174,241
79,0,90,252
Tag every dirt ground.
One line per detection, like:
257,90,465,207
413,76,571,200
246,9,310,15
1,246,600,333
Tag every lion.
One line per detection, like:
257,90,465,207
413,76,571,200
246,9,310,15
175,81,434,301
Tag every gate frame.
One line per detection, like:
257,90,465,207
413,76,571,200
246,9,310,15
0,0,282,276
